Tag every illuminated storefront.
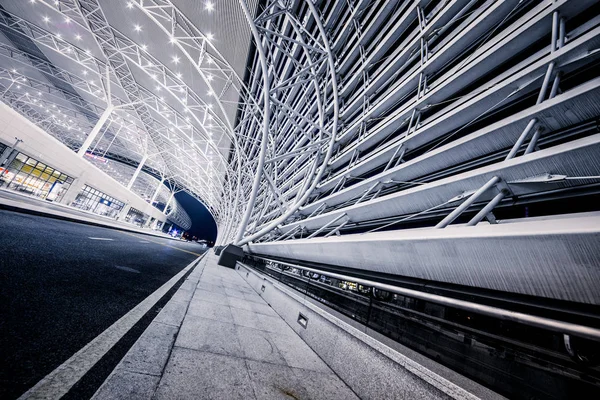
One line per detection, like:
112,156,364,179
0,151,73,202
124,207,148,227
71,185,125,219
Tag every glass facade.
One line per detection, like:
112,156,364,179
0,151,73,202
71,185,125,219
124,207,147,227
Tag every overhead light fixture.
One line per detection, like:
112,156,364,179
43,16,50,23
134,24,142,32
206,33,214,41
75,34,82,41
127,2,134,9
205,1,214,11
172,55,180,64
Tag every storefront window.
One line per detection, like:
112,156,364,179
71,185,125,219
1,151,73,203
125,207,148,227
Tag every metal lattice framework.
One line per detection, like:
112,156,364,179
1,0,599,247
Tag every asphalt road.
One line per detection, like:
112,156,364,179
0,209,205,399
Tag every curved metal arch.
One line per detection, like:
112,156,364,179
234,0,340,246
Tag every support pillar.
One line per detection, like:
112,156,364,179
117,203,131,221
60,175,84,206
164,191,175,214
77,105,114,157
127,154,148,190
144,177,165,228
149,176,165,206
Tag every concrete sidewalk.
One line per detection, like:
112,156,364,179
93,253,360,400
0,188,173,240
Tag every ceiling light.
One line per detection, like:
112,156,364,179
205,2,214,11
75,34,82,41
206,33,214,40
172,55,180,64
127,2,134,9
206,74,213,81
141,44,147,51
43,16,50,23
83,70,88,75
65,17,71,24
134,24,142,32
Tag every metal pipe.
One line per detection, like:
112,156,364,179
559,17,566,48
506,118,537,160
355,181,380,205
235,0,272,244
247,258,600,341
324,219,349,237
307,203,327,219
435,176,500,228
306,213,347,239
536,62,555,105
524,128,542,155
384,145,405,172
551,11,559,53
467,190,507,226
549,73,561,99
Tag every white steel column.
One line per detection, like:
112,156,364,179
164,190,175,214
149,176,165,205
126,154,148,190
77,105,114,157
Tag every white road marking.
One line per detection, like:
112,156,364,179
138,240,150,243
88,237,114,241
18,254,205,400
114,265,140,274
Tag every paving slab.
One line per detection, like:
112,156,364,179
93,253,361,399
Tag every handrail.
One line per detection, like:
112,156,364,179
250,256,600,341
